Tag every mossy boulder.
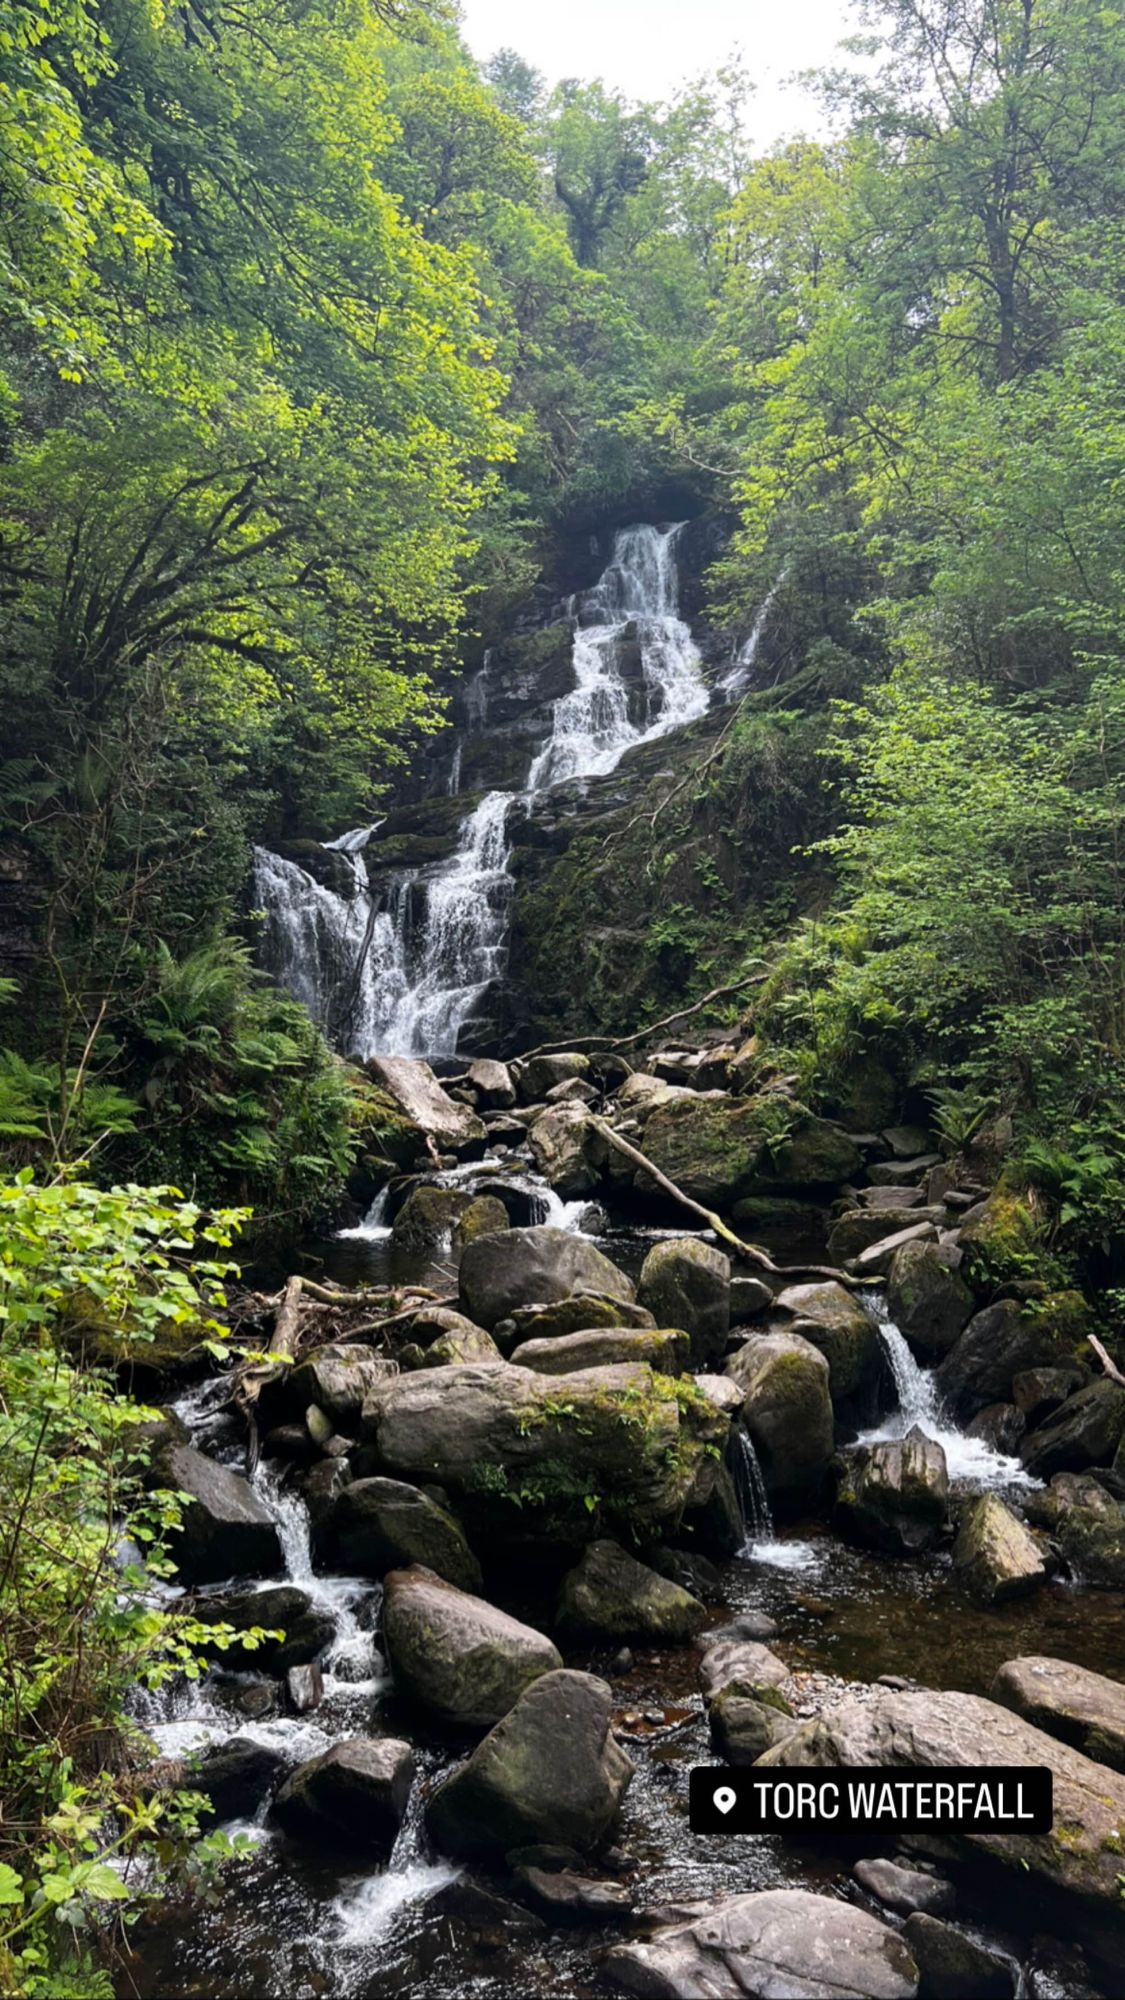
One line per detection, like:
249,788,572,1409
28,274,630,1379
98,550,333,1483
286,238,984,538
951,1494,1046,1603
710,1692,797,1764
458,1225,634,1330
453,1196,510,1249
423,1323,503,1368
526,1103,600,1196
774,1280,882,1410
935,1296,1087,1419
313,1477,482,1589
959,1188,1048,1286
835,1428,949,1555
346,1074,425,1180
886,1240,974,1357
642,1094,859,1207
556,1539,706,1644
382,1565,561,1728
510,1328,689,1375
506,1295,656,1345
726,1330,834,1507
392,1184,475,1252
637,1237,730,1367
1020,1380,1125,1478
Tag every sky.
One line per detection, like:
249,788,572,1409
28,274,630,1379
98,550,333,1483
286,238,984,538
457,0,863,146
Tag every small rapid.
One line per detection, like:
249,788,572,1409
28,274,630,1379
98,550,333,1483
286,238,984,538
860,1291,1037,1488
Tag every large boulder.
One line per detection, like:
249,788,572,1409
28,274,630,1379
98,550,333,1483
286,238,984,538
189,1582,335,1673
935,1300,1076,1419
641,1094,860,1206
312,1476,481,1590
155,1444,281,1585
365,1055,485,1151
527,1103,600,1197
900,1915,1016,1999
828,1208,946,1265
991,1655,1125,1773
1020,1380,1125,1478
421,1322,502,1367
427,1669,633,1860
361,1362,727,1546
637,1238,730,1368
269,1343,392,1428
458,1226,633,1330
453,1195,511,1249
467,1058,516,1109
774,1280,882,1409
516,1052,592,1102
726,1331,834,1507
272,1737,413,1852
835,1428,949,1555
886,1241,974,1357
1055,1481,1125,1588
699,1637,788,1702
756,1688,1125,1928
604,1889,919,2000
506,1295,656,1344
510,1328,688,1375
556,1540,706,1644
951,1494,1046,1603
391,1184,476,1252
382,1565,561,1728
709,1691,797,1764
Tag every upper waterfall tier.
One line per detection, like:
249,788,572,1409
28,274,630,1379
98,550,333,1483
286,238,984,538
253,522,711,1060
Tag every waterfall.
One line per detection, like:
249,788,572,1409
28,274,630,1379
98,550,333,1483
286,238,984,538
253,523,710,1060
732,1428,774,1543
861,1291,1037,1488
719,573,784,696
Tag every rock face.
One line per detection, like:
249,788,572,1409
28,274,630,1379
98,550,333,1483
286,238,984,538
835,1429,949,1554
458,1226,634,1329
312,1477,482,1590
361,1361,727,1545
556,1540,706,1643
426,1669,633,1860
637,1238,730,1368
641,1094,860,1206
1020,1379,1125,1477
156,1444,281,1584
991,1655,1125,1773
604,1888,919,2000
365,1056,485,1150
510,1328,688,1376
774,1280,882,1408
272,1737,414,1852
382,1565,561,1728
886,1241,974,1356
935,1301,1071,1418
726,1331,834,1506
755,1687,1125,1922
951,1494,1045,1603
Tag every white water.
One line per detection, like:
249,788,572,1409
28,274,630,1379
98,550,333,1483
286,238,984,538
337,1156,598,1245
733,1428,821,1572
333,1782,459,1951
719,573,784,696
254,524,710,1061
860,1293,1037,1488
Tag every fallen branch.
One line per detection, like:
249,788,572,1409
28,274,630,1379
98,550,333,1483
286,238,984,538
517,972,768,1066
588,1116,862,1287
1089,1333,1125,1388
234,1274,305,1472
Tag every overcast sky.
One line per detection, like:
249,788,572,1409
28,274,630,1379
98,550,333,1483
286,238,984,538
457,0,862,145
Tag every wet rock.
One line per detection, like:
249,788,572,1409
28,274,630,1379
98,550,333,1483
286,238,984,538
305,1403,334,1448
154,1444,281,1585
828,1208,946,1264
854,1858,954,1917
835,1428,949,1555
392,1184,476,1251
709,1692,796,1763
427,1669,633,1860
862,1185,927,1211
272,1737,413,1852
302,1456,352,1534
642,1093,861,1206
850,1222,939,1278
189,1582,336,1673
361,1360,727,1547
1011,1366,1083,1425
681,1455,745,1557
365,1056,485,1151
884,1125,933,1159
515,1052,592,1101
691,1373,744,1417
649,1547,725,1603
507,1294,656,1344
951,1493,1046,1603
285,1662,324,1714
467,1058,516,1109
774,1279,882,1408
730,1274,774,1323
453,1195,511,1250
604,1887,919,1999
427,1876,547,1940
267,1343,395,1430
510,1327,688,1375
262,1423,315,1463
190,1736,287,1822
382,1564,561,1727
1055,1486,1125,1588
699,1638,788,1702
1020,1380,1125,1478
755,1687,1125,1921
703,1609,778,1643
423,1322,503,1367
965,1404,1025,1454
726,1330,834,1506
556,1540,706,1644
637,1238,730,1368
527,1102,600,1196
458,1225,634,1329
901,1914,1016,1999
512,1864,633,1921
991,1655,1125,1773
935,1301,1075,1419
886,1242,974,1357
313,1476,482,1590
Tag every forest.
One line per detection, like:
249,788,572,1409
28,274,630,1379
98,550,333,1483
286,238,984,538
1,0,1124,1995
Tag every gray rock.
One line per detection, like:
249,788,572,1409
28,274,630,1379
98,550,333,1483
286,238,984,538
510,1328,688,1376
506,1294,656,1344
868,1157,942,1185
467,1058,516,1109
512,1864,633,1920
285,1663,324,1713
854,1857,954,1917
1011,1366,1083,1424
729,1274,774,1323
851,1223,939,1278
190,1736,287,1822
884,1125,933,1159
1020,1380,1125,1478
556,1540,706,1644
382,1564,561,1727
155,1444,281,1585
604,1888,919,1999
710,1692,796,1764
828,1208,946,1263
699,1638,788,1702
1056,1485,1125,1588
936,1302,1074,1419
991,1655,1125,1773
427,1669,633,1859
313,1476,482,1589
886,1242,974,1357
365,1055,485,1150
691,1373,744,1417
266,1343,394,1429
774,1280,882,1406
951,1494,1046,1603
836,1428,949,1555
726,1330,834,1505
272,1737,414,1851
637,1238,730,1368
901,1915,1016,1998
527,1103,600,1197
391,1184,475,1251
544,1075,598,1105
862,1185,927,1211
965,1404,1025,1454
458,1225,633,1329
515,1052,592,1101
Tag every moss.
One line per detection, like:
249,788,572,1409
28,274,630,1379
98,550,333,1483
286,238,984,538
961,1189,1054,1287
345,1072,422,1175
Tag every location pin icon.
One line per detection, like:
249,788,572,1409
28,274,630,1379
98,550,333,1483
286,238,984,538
713,1785,737,1815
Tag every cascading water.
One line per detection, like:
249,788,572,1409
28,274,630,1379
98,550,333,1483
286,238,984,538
252,523,711,1061
718,572,785,696
732,1428,820,1573
860,1291,1037,1488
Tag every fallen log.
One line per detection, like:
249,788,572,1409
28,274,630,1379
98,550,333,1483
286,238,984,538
514,971,768,1066
1090,1333,1125,1388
